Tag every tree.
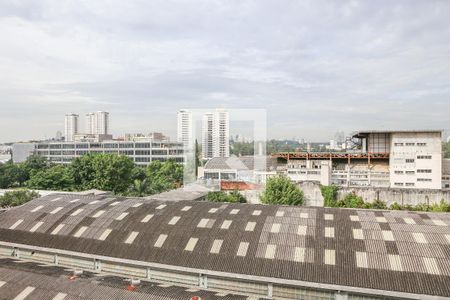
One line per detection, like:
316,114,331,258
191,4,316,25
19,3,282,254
260,175,304,206
127,179,151,197
20,155,49,179
320,185,339,207
0,190,40,208
205,190,247,203
90,154,135,193
145,160,184,194
27,165,74,191
0,162,27,188
228,190,247,203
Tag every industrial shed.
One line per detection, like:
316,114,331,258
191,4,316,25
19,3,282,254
0,194,450,300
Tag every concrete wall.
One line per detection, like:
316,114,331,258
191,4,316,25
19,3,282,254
296,182,450,207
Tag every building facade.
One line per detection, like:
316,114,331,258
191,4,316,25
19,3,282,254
64,113,79,142
86,111,109,135
277,130,448,190
177,109,193,151
202,109,229,159
15,141,185,165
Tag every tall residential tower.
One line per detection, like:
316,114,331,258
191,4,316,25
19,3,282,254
86,111,109,135
64,113,79,142
202,109,229,159
177,109,193,151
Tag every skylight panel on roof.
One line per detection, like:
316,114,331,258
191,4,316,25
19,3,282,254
245,222,256,231
115,212,129,220
237,242,249,257
73,226,88,238
88,200,100,205
276,211,285,217
210,239,223,254
270,223,281,233
92,210,105,218
423,257,440,275
50,207,63,214
324,214,334,220
353,229,364,240
300,213,308,219
31,205,43,213
230,209,239,215
264,244,276,259
297,225,307,235
197,218,210,228
388,254,403,271
184,238,198,251
156,204,167,210
403,217,416,224
168,216,181,225
52,293,67,300
98,229,112,241
445,234,450,244
71,209,84,216
154,234,168,248
356,252,368,268
51,197,62,202
382,230,395,241
208,208,218,213
221,220,232,229
109,201,120,206
324,249,335,265
432,219,446,226
376,217,387,223
294,247,306,262
125,231,139,244
69,199,80,203
252,210,261,216
141,214,154,223
30,222,44,232
9,219,24,230
412,232,427,243
51,224,65,235
132,203,142,208
181,206,192,211
325,227,334,238
350,215,360,221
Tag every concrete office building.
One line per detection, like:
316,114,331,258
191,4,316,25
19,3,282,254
275,130,449,190
1,193,450,300
86,111,109,135
64,113,78,142
13,140,184,165
177,109,193,150
202,109,229,159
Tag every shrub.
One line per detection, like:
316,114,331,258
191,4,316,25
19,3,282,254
336,193,365,208
206,191,247,203
260,175,304,206
0,190,40,208
320,185,339,207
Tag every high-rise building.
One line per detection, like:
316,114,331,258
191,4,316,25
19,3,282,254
64,113,79,142
202,109,229,159
86,111,109,135
177,109,193,150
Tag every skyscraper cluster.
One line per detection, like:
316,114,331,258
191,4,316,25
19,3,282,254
64,111,109,142
177,109,229,159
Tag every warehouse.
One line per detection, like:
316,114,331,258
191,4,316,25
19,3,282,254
1,194,450,299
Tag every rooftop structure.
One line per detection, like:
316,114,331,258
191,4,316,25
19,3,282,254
1,194,450,299
273,130,447,190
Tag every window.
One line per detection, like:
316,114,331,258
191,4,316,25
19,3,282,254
406,183,415,186
394,171,404,174
405,171,415,175
417,143,427,146
405,159,415,163
418,155,432,159
417,169,432,173
394,143,404,146
405,143,415,146
418,178,432,182
394,183,404,187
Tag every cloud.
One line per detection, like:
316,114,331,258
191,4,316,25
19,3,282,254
0,0,449,142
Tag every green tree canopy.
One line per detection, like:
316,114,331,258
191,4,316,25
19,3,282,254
0,189,40,208
27,164,74,191
260,175,304,206
205,190,247,203
0,162,27,188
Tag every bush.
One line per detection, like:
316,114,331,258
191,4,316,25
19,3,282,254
336,193,365,208
0,190,40,208
320,185,339,207
206,191,247,203
260,175,304,206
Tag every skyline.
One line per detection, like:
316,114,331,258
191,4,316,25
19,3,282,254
1,0,450,143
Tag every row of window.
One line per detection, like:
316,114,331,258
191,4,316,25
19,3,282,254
36,143,183,149
394,142,427,147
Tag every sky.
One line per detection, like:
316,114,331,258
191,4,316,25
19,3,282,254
0,0,449,143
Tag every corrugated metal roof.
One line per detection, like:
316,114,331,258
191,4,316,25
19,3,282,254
0,193,450,297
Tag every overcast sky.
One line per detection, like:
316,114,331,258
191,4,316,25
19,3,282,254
1,0,449,143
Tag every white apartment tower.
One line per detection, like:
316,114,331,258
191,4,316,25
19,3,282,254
202,109,229,159
64,113,79,142
86,111,109,135
177,109,193,151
